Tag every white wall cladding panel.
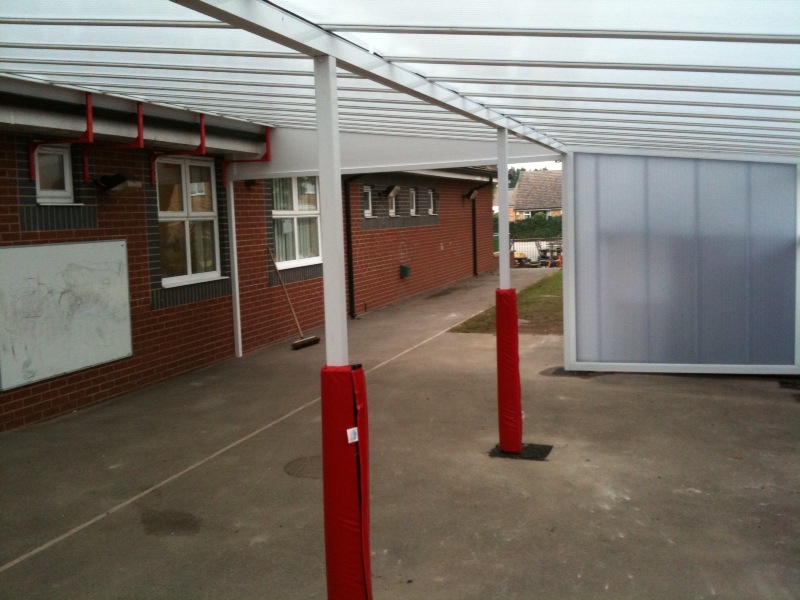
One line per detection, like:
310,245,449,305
596,155,649,362
573,152,796,371
645,158,698,363
749,164,797,363
697,161,751,364
574,154,601,361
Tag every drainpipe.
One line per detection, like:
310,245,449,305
463,179,493,277
343,174,362,319
227,179,243,357
472,198,478,276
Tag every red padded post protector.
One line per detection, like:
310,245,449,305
496,288,522,453
321,365,373,600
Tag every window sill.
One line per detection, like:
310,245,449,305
161,274,228,289
36,201,82,206
276,257,322,271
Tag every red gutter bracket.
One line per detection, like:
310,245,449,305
150,113,207,185
221,128,271,187
29,92,94,182
83,102,145,183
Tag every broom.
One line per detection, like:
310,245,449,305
266,245,321,350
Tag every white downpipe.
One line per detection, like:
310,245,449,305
227,179,243,358
497,129,511,290
315,55,348,367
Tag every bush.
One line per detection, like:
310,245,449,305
511,213,562,239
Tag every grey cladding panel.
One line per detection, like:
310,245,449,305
573,153,796,368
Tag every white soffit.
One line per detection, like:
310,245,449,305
0,0,797,161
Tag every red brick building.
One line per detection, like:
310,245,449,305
0,93,497,431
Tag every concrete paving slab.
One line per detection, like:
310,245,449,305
1,267,798,599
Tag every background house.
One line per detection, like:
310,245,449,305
508,170,562,222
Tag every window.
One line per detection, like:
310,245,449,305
35,144,73,204
409,188,417,216
273,177,321,268
428,189,437,215
388,190,397,217
156,158,221,286
363,185,373,217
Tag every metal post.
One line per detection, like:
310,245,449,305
314,55,348,367
495,128,522,454
497,129,511,289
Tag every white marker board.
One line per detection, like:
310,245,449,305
0,240,132,390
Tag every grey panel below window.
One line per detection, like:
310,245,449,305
269,263,322,286
361,214,438,230
151,278,232,309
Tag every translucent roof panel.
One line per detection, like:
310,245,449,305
0,0,797,159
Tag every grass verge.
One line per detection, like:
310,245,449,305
451,269,563,335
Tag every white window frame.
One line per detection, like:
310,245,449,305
273,176,322,270
363,185,373,218
388,190,397,217
156,157,222,288
35,144,74,204
428,188,437,215
409,188,417,216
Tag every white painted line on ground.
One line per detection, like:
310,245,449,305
0,316,475,574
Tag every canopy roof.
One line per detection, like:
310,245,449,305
1,0,798,163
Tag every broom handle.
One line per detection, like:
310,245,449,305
266,245,305,337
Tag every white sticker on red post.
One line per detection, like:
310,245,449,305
346,427,359,444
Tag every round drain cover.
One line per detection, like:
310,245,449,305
284,455,322,479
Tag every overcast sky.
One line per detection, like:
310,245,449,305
510,160,562,170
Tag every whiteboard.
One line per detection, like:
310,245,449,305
0,240,132,390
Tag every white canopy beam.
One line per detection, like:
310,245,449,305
315,55,348,366
496,129,510,290
169,0,566,154
320,25,800,45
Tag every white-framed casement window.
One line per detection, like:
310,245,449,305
35,144,74,204
409,188,417,216
156,157,221,287
428,188,437,215
273,176,321,269
363,185,373,218
388,191,397,217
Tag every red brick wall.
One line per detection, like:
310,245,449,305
0,129,496,430
0,133,233,431
232,179,324,354
232,176,495,354
347,178,496,315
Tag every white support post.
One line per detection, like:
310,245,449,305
562,152,577,370
226,179,243,358
497,129,511,290
314,55,348,367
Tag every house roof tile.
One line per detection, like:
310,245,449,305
512,170,562,211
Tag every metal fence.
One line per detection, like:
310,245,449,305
511,237,562,265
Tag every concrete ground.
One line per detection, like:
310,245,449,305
1,268,798,600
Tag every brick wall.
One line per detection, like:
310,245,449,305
0,129,496,430
0,133,233,431
232,179,325,354
347,177,496,315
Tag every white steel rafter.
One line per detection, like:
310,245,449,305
169,0,566,153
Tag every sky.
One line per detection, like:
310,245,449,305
510,160,562,171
